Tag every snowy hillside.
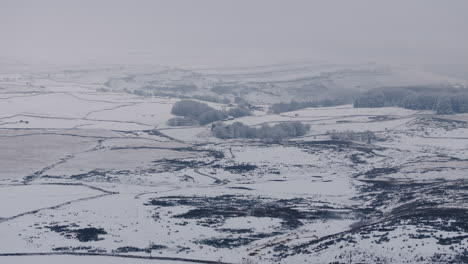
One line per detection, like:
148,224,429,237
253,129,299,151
82,62,466,104
0,64,468,264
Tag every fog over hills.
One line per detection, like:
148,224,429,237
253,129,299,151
1,0,468,66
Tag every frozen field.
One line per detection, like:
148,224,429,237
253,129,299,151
1,70,468,264
0,184,103,219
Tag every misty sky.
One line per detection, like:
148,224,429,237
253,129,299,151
1,0,467,66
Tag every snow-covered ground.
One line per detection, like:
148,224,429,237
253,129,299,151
1,65,467,264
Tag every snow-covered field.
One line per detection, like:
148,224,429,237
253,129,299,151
1,65,468,264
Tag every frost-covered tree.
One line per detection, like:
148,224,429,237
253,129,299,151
171,100,227,125
198,109,228,125
354,87,468,115
451,94,468,113
212,121,310,141
171,100,213,118
171,99,256,126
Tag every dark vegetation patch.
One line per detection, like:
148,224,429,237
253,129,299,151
278,207,468,260
222,163,258,173
198,237,256,248
52,246,92,252
355,180,442,220
45,224,107,242
437,235,468,245
145,195,340,230
274,177,468,261
349,153,367,164
114,246,146,253
250,231,283,239
152,158,209,172
358,179,468,217
355,167,399,179
272,174,468,261
149,244,168,250
67,169,143,182
432,250,468,264
216,228,253,234
396,208,468,234
69,169,107,180
113,244,167,253
295,140,383,154
228,186,253,190
199,231,283,248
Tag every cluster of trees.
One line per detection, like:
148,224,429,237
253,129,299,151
353,87,468,114
130,88,232,104
212,121,310,141
270,98,349,114
169,100,252,126
327,129,377,144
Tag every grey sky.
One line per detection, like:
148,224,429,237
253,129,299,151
1,0,467,66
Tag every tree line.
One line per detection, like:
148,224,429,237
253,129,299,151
269,98,350,114
327,129,377,144
353,87,468,114
212,121,310,141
